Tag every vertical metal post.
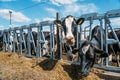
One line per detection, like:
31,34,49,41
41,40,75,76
9,11,12,26
59,27,62,59
76,26,79,48
105,15,109,66
50,24,54,59
3,31,6,52
79,25,82,47
89,17,93,40
7,30,11,52
22,30,27,52
56,12,60,59
27,27,31,56
37,24,42,57
13,30,16,52
31,31,36,54
99,18,104,65
19,29,23,55
52,24,55,59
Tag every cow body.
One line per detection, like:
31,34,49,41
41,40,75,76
2,32,14,52
108,30,120,66
78,25,120,76
78,25,108,76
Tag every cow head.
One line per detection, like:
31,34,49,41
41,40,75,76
55,15,84,46
79,40,108,77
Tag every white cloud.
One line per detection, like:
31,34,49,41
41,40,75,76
34,18,40,23
32,0,47,2
46,8,58,17
0,9,31,22
50,0,77,6
111,18,120,27
42,17,55,21
0,25,5,30
0,0,15,2
62,3,98,17
32,0,41,2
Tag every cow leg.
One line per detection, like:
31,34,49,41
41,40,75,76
116,54,120,67
108,54,113,66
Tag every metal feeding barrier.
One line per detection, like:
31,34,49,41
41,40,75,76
0,9,120,72
2,21,56,59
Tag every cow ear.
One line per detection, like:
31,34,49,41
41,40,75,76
93,46,109,57
76,18,84,25
54,20,62,27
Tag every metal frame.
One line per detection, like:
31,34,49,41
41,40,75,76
1,9,120,72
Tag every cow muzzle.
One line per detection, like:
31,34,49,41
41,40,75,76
65,36,75,46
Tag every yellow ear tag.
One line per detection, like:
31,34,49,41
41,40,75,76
75,52,78,55
57,23,62,27
96,53,101,57
78,20,83,25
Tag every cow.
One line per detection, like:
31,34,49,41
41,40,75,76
78,40,108,76
54,15,84,60
25,31,55,57
78,25,120,76
78,25,109,76
1,31,14,52
24,31,37,56
108,30,120,67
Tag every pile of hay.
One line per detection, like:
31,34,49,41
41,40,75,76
0,52,117,80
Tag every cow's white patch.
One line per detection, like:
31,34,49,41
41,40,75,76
82,44,90,54
42,40,48,56
65,16,74,38
91,37,100,47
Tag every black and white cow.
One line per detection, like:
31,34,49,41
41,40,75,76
78,40,108,76
2,31,14,52
108,30,120,67
25,31,54,57
78,25,109,76
24,31,37,55
55,15,84,60
78,25,120,76
79,25,108,76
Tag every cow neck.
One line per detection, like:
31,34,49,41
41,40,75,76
91,35,101,48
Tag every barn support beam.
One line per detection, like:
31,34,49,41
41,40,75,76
56,12,61,59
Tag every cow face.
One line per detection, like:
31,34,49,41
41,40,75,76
79,40,108,77
55,15,84,46
63,16,76,46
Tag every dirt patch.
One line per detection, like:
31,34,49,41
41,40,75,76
0,52,119,80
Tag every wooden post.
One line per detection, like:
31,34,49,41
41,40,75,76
56,12,60,59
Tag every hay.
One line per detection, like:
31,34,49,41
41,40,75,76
0,52,119,80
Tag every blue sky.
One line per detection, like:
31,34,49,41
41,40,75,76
0,0,120,30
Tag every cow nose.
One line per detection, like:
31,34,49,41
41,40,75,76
65,36,75,46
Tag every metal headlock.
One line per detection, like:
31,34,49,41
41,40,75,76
12,27,20,53
1,9,120,72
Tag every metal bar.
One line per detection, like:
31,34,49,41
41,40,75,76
76,26,79,48
89,17,93,40
56,12,60,59
59,27,62,59
27,27,32,56
99,18,104,65
105,16,109,66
